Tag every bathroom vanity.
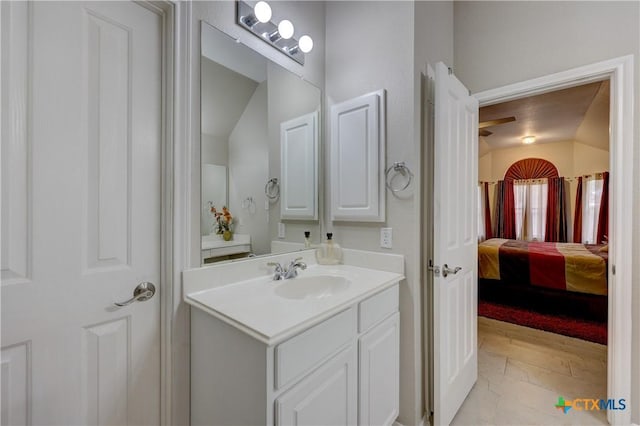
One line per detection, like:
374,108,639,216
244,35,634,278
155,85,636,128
201,233,251,264
183,249,404,426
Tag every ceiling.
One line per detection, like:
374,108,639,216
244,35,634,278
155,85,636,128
478,80,610,156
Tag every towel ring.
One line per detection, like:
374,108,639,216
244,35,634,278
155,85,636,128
242,196,256,213
385,162,413,192
264,178,280,200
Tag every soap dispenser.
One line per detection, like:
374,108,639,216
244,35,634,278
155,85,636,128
315,233,343,265
304,231,312,248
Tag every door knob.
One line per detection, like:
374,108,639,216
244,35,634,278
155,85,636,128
114,282,156,307
442,264,462,278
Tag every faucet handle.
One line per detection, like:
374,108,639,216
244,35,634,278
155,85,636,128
267,261,283,270
267,261,284,280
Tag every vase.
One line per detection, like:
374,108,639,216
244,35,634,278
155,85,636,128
223,230,233,241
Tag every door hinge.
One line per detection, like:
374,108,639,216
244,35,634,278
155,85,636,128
612,264,616,275
427,259,440,277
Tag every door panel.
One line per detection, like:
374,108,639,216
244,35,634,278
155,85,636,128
1,2,162,424
358,313,399,426
432,62,479,426
275,346,357,426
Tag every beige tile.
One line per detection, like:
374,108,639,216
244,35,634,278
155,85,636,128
506,359,606,400
450,377,500,426
489,374,563,417
493,398,567,426
483,337,573,376
563,406,609,425
509,333,607,365
569,357,607,385
457,319,609,425
478,348,507,376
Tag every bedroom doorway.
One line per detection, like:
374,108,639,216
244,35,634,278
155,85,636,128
466,57,633,426
424,56,634,426
461,79,611,426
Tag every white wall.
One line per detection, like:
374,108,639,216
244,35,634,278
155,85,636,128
228,82,270,255
325,2,455,424
454,2,640,421
201,134,228,166
325,2,418,424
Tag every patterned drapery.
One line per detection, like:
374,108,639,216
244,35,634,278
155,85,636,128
545,177,568,242
483,182,493,239
494,180,516,239
573,176,583,243
596,171,609,244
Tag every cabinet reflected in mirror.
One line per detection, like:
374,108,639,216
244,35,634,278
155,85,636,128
201,22,321,265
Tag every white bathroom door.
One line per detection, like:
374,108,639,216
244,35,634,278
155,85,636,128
432,62,479,426
1,2,163,425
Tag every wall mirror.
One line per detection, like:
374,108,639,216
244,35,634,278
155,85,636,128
201,22,321,265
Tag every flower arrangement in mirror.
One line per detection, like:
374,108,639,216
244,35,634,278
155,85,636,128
211,205,234,241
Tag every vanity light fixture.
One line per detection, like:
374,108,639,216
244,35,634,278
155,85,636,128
236,0,313,65
522,136,536,145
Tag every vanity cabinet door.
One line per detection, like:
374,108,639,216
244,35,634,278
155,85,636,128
358,313,399,426
275,345,357,426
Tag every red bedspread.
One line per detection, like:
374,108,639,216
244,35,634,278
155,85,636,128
478,238,609,296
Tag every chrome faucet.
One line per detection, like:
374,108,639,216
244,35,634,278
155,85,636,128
267,257,307,280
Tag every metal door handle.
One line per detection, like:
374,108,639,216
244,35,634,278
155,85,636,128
114,282,156,307
442,264,462,278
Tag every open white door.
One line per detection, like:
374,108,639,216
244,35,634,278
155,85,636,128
1,2,163,424
432,62,479,426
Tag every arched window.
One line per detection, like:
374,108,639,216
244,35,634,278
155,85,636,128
503,158,560,241
504,158,559,181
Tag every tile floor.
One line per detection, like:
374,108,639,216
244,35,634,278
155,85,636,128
451,317,608,426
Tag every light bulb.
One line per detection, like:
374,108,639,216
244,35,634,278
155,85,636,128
299,35,313,53
254,1,272,23
278,20,294,39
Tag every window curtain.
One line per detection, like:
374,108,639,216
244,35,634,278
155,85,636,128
514,183,528,240
582,176,604,244
514,180,548,241
596,171,609,244
494,180,515,239
483,182,492,240
478,184,485,241
573,177,583,243
545,177,568,242
478,183,493,241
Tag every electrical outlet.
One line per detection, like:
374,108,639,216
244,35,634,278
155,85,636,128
278,222,286,239
380,227,392,249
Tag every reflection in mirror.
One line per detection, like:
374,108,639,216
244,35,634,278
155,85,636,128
201,22,321,265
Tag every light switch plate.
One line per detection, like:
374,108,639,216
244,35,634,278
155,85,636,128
278,222,286,239
380,227,392,249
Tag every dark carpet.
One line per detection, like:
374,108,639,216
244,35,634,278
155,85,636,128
478,299,607,345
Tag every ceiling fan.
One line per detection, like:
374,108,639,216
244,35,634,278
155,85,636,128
478,116,516,137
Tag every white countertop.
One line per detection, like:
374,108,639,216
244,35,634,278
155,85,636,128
183,250,405,345
201,233,250,250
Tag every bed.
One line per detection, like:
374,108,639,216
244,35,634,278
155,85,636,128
478,238,609,321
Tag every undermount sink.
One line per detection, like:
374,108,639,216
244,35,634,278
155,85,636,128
274,275,351,300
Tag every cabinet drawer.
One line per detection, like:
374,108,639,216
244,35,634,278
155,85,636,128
275,308,356,389
358,284,399,333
